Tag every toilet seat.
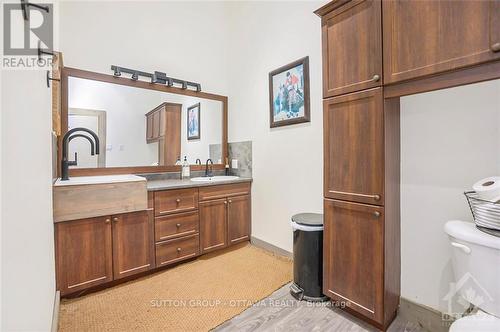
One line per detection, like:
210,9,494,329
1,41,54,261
450,310,500,332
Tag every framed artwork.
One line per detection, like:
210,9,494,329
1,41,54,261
187,103,200,140
269,56,310,128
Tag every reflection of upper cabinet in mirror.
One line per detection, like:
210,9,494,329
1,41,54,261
65,73,225,171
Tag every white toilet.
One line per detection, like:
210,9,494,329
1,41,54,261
445,220,500,331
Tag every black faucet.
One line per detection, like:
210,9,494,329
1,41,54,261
205,159,213,177
195,158,202,165
61,127,100,181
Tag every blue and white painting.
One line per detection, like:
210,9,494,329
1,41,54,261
271,63,305,123
187,103,200,140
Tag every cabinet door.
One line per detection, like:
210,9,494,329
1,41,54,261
112,210,154,279
321,0,382,97
159,108,165,137
152,110,161,139
323,199,384,324
324,88,384,205
227,195,251,245
199,198,227,253
383,0,500,84
55,216,113,295
146,114,153,142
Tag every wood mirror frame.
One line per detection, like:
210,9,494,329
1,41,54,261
59,67,228,177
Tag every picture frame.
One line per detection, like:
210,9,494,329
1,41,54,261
187,103,200,140
268,56,310,128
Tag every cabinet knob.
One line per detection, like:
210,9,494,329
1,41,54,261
105,218,111,224
224,201,227,205
112,217,118,222
373,211,381,218
492,43,500,52
177,247,182,252
176,223,181,228
372,74,381,82
176,198,181,203
373,194,381,201
228,200,232,204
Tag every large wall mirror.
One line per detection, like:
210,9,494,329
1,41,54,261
60,68,227,176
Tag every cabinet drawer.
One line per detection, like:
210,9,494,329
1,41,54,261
154,188,198,216
199,182,251,201
155,234,200,267
155,211,199,242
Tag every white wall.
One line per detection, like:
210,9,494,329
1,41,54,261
400,80,500,312
59,1,230,95
225,1,324,252
1,70,56,331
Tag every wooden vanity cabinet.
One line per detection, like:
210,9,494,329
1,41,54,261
55,210,153,295
112,210,154,280
323,88,384,205
227,195,251,245
154,188,198,216
55,216,113,296
199,198,228,253
383,0,500,84
317,0,382,97
323,199,384,323
198,183,252,253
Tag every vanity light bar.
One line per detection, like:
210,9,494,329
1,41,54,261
111,65,202,92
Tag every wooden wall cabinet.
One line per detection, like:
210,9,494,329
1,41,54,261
319,0,382,97
383,0,500,84
56,210,153,295
323,88,384,205
324,199,384,323
145,102,182,165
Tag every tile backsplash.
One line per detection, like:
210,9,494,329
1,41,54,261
210,141,252,178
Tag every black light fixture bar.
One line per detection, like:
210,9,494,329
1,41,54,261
111,65,201,92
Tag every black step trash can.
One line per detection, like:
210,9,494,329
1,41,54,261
290,213,328,302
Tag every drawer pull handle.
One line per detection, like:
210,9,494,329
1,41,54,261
176,223,181,228
372,74,380,82
176,199,181,204
329,190,381,201
373,211,381,218
177,247,182,253
492,42,500,52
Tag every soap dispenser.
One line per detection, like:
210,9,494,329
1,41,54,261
181,156,190,179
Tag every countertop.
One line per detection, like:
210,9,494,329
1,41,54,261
54,174,146,187
146,177,252,191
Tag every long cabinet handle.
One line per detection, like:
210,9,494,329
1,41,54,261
329,190,381,201
492,43,500,52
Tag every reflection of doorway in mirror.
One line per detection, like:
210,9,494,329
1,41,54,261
68,108,107,168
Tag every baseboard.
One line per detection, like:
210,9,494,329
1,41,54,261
51,290,60,332
250,236,292,258
399,297,453,332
